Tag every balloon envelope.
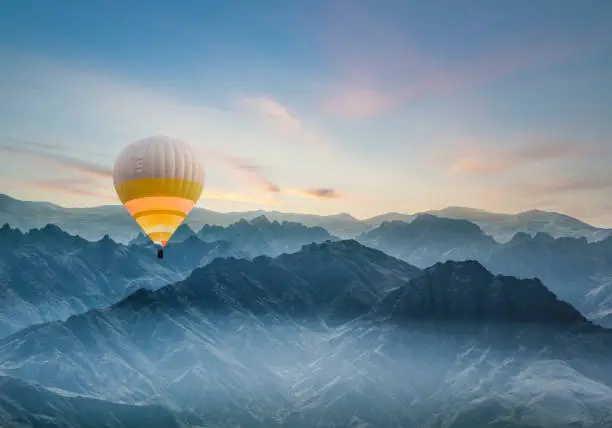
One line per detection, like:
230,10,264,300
113,136,204,247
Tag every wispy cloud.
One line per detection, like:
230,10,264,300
206,147,345,201
449,138,596,174
1,57,348,210
240,96,301,132
511,176,612,196
239,95,334,152
206,149,281,193
324,88,398,121
0,140,113,179
317,3,611,119
287,188,343,199
201,189,280,206
26,178,116,201
323,46,591,119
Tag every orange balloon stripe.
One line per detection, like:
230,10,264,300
124,196,195,217
133,209,189,220
135,213,186,231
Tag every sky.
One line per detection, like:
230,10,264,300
0,0,612,225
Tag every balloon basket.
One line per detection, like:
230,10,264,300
157,248,164,259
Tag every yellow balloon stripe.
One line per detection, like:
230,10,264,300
115,177,203,203
148,231,173,244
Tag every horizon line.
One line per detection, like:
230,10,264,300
0,192,606,229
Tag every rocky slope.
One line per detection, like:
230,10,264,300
0,241,610,427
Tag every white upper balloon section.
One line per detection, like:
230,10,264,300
113,136,205,187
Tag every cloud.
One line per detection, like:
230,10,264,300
26,178,116,201
449,139,595,174
0,140,113,179
206,148,345,201
201,189,280,206
451,157,511,174
206,149,281,193
324,88,398,121
515,176,612,196
1,57,347,210
239,95,334,152
240,96,301,131
0,136,65,152
288,188,343,199
317,2,611,119
323,46,585,119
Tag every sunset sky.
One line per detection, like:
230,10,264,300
1,1,611,225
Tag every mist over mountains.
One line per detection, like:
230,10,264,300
0,223,238,338
0,216,337,338
3,194,612,426
0,375,204,428
2,241,612,427
2,193,610,244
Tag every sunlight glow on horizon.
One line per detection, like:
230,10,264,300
0,1,611,226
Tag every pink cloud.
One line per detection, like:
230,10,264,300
26,179,116,201
317,3,610,119
240,96,301,131
450,138,597,174
201,189,280,205
205,149,281,193
239,95,334,152
287,187,343,199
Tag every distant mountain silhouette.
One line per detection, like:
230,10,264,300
196,216,337,257
426,206,611,243
359,214,497,268
129,216,336,258
2,193,609,243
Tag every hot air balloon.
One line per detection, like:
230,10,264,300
113,136,204,259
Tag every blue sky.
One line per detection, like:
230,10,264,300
1,0,612,225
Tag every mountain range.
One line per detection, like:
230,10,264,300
0,224,242,338
0,217,337,338
2,193,610,243
1,241,611,427
4,193,612,426
360,214,612,327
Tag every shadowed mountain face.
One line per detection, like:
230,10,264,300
360,216,612,327
487,233,612,326
0,224,241,338
1,241,611,427
0,216,334,339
